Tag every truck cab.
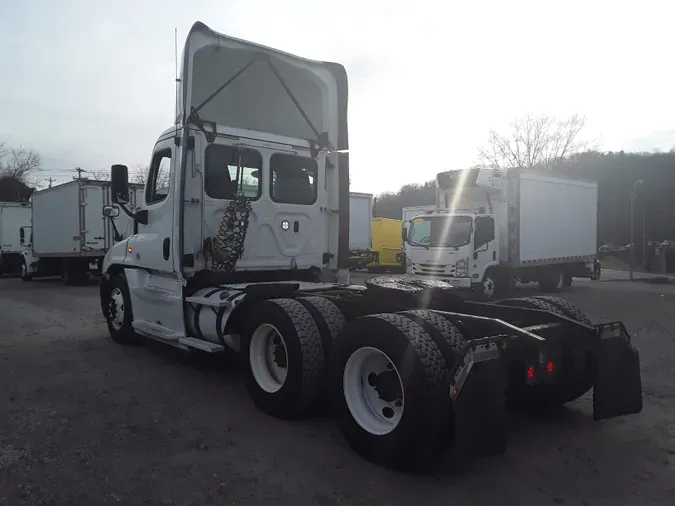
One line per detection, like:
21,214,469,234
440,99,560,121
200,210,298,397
100,21,349,343
404,211,498,295
404,167,505,299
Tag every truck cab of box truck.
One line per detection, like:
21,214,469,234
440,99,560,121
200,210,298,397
404,168,504,299
100,22,349,343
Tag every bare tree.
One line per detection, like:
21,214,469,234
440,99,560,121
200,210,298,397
0,144,41,182
89,169,110,181
477,114,596,170
131,164,148,185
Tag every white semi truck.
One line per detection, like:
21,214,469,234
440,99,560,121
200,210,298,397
20,179,143,284
404,167,601,300
99,21,641,473
0,201,31,274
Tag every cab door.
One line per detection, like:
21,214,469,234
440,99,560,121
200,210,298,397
123,139,185,340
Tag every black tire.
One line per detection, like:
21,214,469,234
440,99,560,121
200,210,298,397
537,268,564,293
242,298,325,419
475,268,499,301
397,310,467,449
563,271,573,287
296,296,346,345
296,296,347,400
20,259,32,281
62,260,89,286
498,296,594,408
497,296,567,317
103,274,139,344
531,296,592,325
334,313,449,472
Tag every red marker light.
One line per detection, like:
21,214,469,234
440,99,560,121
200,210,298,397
546,361,555,374
527,366,536,380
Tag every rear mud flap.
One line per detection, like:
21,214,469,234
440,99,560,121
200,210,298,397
450,339,507,458
593,322,643,421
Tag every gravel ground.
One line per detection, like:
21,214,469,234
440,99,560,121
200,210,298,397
0,275,674,506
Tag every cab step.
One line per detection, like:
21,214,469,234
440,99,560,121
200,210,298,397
178,337,226,353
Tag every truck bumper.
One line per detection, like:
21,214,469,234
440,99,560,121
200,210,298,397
593,321,643,420
410,273,472,288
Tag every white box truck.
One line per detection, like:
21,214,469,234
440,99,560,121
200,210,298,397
0,201,32,274
20,179,143,284
403,167,600,300
347,192,375,269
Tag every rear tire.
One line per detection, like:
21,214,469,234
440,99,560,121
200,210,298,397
531,296,592,325
498,296,595,408
398,310,467,449
538,268,564,293
296,296,346,399
242,298,325,419
334,313,449,472
62,260,89,286
497,296,566,317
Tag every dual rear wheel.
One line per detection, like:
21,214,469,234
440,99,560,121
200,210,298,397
242,299,468,472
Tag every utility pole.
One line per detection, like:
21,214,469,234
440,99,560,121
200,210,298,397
629,179,644,281
45,177,55,188
73,167,87,180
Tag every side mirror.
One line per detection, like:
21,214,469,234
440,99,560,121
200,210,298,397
103,205,120,218
111,164,130,204
401,221,409,243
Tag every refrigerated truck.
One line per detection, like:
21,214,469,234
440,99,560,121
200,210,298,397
0,201,31,274
404,167,600,300
20,179,143,284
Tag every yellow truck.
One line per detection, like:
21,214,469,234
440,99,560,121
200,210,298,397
366,217,405,273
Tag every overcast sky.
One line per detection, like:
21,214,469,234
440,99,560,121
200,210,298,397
1,0,673,194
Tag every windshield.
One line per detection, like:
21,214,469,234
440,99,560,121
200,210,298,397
409,216,473,248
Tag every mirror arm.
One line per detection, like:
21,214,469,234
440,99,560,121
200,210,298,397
115,203,136,220
110,219,122,242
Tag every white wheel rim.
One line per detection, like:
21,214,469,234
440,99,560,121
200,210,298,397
343,346,404,436
249,324,288,393
483,276,495,298
109,287,125,331
21,263,26,277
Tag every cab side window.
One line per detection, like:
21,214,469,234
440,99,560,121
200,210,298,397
146,149,172,205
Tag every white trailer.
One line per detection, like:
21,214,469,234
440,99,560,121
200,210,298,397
348,192,373,251
96,21,641,474
0,201,32,274
404,167,600,299
21,179,143,284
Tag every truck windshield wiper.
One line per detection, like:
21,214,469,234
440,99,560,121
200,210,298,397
408,241,430,250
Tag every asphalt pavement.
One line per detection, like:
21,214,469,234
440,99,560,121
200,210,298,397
0,275,673,505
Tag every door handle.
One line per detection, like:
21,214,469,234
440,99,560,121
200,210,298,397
163,238,170,260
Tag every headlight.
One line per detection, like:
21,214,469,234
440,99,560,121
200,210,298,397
455,257,469,277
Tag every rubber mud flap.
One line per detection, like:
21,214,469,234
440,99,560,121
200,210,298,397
593,323,643,421
452,346,507,458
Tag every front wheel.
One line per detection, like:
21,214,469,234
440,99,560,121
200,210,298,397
20,259,32,281
103,274,138,344
474,269,499,301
